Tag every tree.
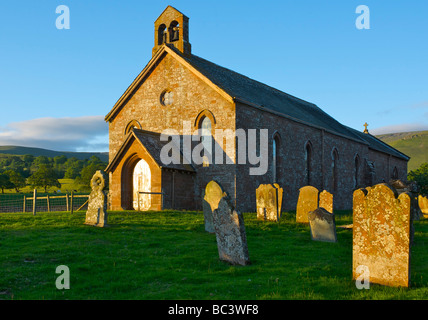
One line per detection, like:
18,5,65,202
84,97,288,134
64,158,84,179
23,154,35,165
408,162,428,195
75,161,107,191
4,170,26,193
28,164,61,192
0,173,14,193
33,155,50,167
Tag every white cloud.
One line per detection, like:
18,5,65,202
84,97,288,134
0,116,108,152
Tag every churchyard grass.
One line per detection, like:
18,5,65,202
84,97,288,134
0,210,427,300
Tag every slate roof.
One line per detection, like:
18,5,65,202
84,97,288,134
105,129,195,173
184,54,365,142
105,44,409,162
183,53,409,160
345,127,410,160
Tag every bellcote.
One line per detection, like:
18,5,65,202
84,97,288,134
152,6,191,57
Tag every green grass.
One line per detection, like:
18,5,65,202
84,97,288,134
0,210,427,300
1,178,84,194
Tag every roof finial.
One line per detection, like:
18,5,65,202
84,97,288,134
363,122,369,133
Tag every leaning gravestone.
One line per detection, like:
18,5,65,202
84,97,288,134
85,170,108,227
319,190,333,213
212,192,250,266
353,184,412,287
256,184,283,221
308,207,337,242
203,180,226,233
296,186,319,223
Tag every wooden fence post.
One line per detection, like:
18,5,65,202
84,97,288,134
47,194,50,212
23,195,26,213
70,191,74,214
66,193,69,212
32,189,37,216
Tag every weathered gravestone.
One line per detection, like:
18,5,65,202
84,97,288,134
256,183,283,221
418,195,428,218
308,207,337,242
212,191,250,266
319,190,333,213
84,170,108,227
353,183,412,287
296,186,319,223
203,180,226,233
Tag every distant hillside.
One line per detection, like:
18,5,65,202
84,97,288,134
0,145,108,162
376,130,428,172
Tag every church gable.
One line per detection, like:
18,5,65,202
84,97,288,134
106,47,236,161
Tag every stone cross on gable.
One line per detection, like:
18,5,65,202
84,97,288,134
363,122,369,133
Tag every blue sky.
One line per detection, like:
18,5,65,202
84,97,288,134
0,0,427,152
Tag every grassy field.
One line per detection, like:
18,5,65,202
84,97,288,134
376,130,428,172
0,210,427,300
1,179,86,194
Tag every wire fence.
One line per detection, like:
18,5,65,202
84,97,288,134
0,190,90,214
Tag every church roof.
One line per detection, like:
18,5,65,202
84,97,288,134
182,53,409,160
345,127,410,160
105,128,195,173
184,53,366,142
105,45,409,161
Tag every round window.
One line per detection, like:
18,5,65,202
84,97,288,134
160,90,173,106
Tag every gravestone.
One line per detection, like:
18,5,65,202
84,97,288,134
256,184,283,221
85,170,108,227
308,207,337,242
419,195,428,218
203,180,226,233
319,190,333,213
256,184,267,220
352,184,412,287
273,183,284,219
212,194,250,266
296,186,319,223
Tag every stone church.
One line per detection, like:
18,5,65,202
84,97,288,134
105,6,409,212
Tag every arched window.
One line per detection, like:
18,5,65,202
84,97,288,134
392,166,398,180
305,142,312,186
169,21,179,42
201,117,212,159
354,154,360,188
158,24,167,45
124,120,142,135
272,133,281,183
332,148,339,192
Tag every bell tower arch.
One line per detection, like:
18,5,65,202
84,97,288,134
152,6,191,56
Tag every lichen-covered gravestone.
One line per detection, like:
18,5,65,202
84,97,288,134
319,190,333,213
419,195,428,218
296,186,319,223
203,180,226,233
256,184,283,221
212,191,250,266
308,207,337,242
353,184,412,287
85,170,108,227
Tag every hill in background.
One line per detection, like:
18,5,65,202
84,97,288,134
376,130,428,172
1,130,426,174
0,145,108,162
